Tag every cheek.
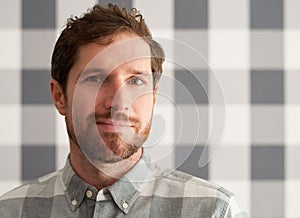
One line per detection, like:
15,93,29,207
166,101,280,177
130,94,154,121
70,88,98,118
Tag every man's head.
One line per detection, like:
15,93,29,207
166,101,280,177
51,4,164,94
50,4,165,164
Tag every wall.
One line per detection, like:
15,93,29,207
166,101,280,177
0,0,299,217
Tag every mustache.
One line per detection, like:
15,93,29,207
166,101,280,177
88,111,140,126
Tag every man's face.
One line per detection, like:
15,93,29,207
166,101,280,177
64,33,155,164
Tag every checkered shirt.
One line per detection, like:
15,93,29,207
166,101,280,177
0,153,247,218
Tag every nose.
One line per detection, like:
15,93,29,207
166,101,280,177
102,79,129,111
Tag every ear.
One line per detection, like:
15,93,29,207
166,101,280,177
50,79,66,115
153,85,158,105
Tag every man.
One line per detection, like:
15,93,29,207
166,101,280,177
0,4,247,218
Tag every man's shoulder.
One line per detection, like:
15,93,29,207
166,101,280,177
0,169,63,203
152,169,233,201
0,169,67,217
145,169,248,217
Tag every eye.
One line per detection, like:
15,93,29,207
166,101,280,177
129,77,145,86
85,75,104,84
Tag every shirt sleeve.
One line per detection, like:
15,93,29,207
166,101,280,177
223,196,248,218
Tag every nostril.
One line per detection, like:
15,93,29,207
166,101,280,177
111,94,130,111
110,103,129,111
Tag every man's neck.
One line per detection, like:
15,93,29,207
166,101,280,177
69,144,143,190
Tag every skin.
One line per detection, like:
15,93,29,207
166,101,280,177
50,32,157,190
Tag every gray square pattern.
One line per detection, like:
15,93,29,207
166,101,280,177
251,70,284,104
22,70,52,104
22,0,56,28
251,0,283,29
251,146,284,180
175,0,208,29
98,0,132,9
175,145,209,180
22,145,56,181
175,69,208,104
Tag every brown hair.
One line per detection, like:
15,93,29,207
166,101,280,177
51,3,165,92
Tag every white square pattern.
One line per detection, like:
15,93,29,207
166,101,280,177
0,30,21,70
209,30,249,70
0,105,21,145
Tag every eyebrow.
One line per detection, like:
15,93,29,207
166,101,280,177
75,68,107,82
81,68,151,76
80,68,107,76
130,70,152,77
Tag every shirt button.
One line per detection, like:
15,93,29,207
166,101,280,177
71,199,78,206
86,190,93,198
122,201,129,209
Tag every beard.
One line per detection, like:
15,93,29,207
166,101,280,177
65,110,151,164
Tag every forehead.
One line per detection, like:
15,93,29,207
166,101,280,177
73,33,151,76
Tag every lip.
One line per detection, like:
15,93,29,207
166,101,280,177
96,120,132,132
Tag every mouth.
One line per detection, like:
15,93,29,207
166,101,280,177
96,120,133,132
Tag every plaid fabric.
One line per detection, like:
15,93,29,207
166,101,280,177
0,152,247,218
1,0,300,217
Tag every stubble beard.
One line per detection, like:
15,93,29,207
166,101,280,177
65,111,151,164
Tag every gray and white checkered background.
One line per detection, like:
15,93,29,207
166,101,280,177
1,0,300,217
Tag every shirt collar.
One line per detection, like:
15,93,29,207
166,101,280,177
107,151,156,214
61,157,98,211
61,151,158,214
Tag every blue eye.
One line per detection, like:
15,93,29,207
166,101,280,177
129,77,144,86
85,75,104,84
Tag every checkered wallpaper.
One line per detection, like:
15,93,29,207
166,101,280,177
1,0,300,217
